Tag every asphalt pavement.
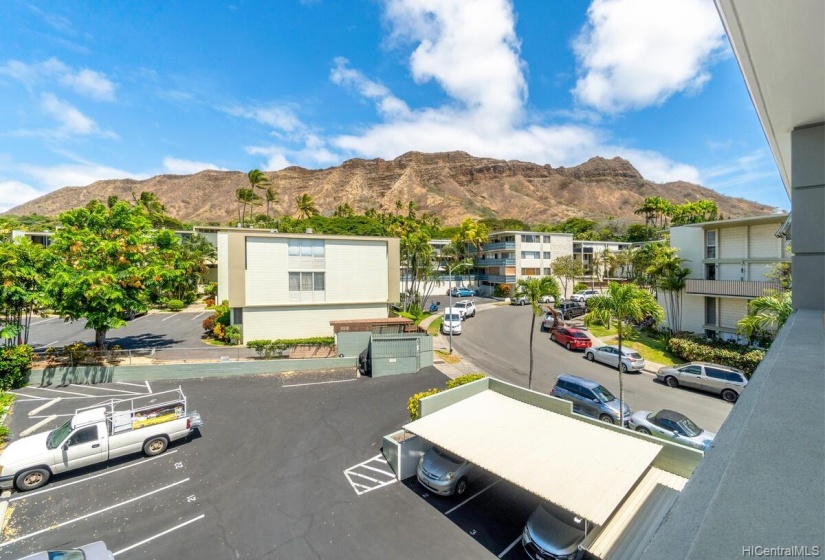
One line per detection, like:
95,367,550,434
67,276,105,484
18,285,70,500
434,302,733,433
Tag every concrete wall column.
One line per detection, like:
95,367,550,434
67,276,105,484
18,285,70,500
791,123,825,310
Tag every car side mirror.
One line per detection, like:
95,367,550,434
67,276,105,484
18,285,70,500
62,441,70,451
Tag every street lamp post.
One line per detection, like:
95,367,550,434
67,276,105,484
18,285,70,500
447,263,454,354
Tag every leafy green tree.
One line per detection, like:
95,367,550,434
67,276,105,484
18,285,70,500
44,200,157,349
132,191,183,229
737,290,792,342
265,185,279,221
514,276,561,390
295,194,319,219
333,203,354,218
586,283,663,425
649,252,691,333
0,238,49,346
550,255,584,298
247,169,271,220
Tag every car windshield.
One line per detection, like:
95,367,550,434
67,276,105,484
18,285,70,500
47,551,86,560
446,314,460,321
591,385,615,403
46,420,73,450
433,447,461,464
676,417,703,437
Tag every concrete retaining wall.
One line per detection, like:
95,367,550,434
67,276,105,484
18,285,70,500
30,357,357,385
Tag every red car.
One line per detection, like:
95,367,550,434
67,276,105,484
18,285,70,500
550,327,592,351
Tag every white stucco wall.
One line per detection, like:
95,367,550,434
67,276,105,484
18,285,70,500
241,304,388,342
217,233,229,303
669,227,704,278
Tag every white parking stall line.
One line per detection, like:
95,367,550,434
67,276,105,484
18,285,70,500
6,389,48,400
20,415,58,436
498,535,522,558
0,478,191,548
190,311,207,321
445,479,500,515
113,514,206,556
29,413,76,418
10,450,179,502
30,317,59,326
360,464,396,476
18,393,153,401
27,386,98,397
344,454,397,496
33,340,60,350
283,379,357,388
28,398,62,416
69,384,144,394
145,381,152,393
160,313,177,322
117,381,148,388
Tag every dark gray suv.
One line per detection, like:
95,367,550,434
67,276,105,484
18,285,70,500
550,374,631,425
555,301,586,320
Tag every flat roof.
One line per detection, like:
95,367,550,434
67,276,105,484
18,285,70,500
404,390,663,525
209,228,396,242
674,213,788,229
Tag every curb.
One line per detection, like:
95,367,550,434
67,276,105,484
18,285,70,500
0,489,9,534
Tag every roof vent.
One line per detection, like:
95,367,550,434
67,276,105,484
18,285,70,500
305,228,313,234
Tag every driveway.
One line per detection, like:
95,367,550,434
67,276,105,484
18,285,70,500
451,305,733,433
1,368,528,559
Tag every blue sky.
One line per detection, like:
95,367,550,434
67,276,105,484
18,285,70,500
0,0,787,213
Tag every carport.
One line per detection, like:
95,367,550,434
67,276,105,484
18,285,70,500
399,380,701,558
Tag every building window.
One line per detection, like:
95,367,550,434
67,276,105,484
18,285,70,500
522,268,540,276
705,297,717,325
705,230,717,259
288,239,325,257
543,235,552,243
289,272,325,292
522,234,539,243
521,251,540,259
543,268,552,275
705,264,717,280
543,252,552,259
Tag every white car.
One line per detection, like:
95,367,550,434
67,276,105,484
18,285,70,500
538,295,555,304
585,345,645,373
451,300,476,319
627,409,716,451
571,289,600,302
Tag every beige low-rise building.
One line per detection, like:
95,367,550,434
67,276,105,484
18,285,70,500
217,229,399,343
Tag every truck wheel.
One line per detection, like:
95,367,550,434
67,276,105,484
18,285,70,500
143,436,169,457
16,467,50,491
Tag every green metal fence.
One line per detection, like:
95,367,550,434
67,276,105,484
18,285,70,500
369,333,433,377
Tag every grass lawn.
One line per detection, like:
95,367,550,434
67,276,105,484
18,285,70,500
586,322,617,338
602,330,682,366
434,349,461,364
427,316,444,336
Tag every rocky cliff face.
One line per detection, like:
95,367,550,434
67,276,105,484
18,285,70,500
5,151,774,224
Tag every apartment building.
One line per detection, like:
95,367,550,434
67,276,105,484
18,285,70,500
666,214,789,340
217,229,399,343
573,240,632,277
10,229,53,247
474,231,574,294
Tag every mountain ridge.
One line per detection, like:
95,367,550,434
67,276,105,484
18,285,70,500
4,151,775,225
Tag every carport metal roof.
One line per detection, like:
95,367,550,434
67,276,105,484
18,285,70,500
404,390,663,526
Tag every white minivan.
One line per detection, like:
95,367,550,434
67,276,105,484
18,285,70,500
441,308,463,335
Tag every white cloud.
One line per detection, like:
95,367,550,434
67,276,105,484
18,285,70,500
225,104,303,132
17,161,145,190
58,68,116,101
246,146,294,171
572,0,726,113
0,180,46,213
0,58,116,101
40,93,98,135
331,58,411,119
162,157,228,174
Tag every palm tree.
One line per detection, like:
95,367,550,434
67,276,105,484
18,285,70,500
586,282,663,425
265,185,279,221
514,276,561,390
247,169,271,218
737,289,792,341
650,253,691,333
295,193,319,219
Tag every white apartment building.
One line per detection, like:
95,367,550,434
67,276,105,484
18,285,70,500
217,230,400,343
573,240,632,277
475,231,574,294
666,214,789,340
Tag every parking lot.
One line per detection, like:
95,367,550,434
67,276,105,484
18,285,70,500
0,368,547,559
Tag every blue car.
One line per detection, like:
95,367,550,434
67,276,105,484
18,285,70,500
450,287,475,297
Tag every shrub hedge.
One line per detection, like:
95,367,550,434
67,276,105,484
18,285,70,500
246,337,336,359
167,299,185,311
0,345,34,391
573,282,590,293
667,335,764,377
407,373,487,420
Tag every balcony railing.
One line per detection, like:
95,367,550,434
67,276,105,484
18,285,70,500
474,258,516,266
685,279,783,298
476,274,516,284
482,241,516,251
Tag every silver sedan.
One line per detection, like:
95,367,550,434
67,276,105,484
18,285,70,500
584,345,645,372
627,409,715,451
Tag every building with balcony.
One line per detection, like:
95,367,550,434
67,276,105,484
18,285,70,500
217,230,399,343
641,1,824,558
666,214,790,340
573,240,633,278
474,231,574,293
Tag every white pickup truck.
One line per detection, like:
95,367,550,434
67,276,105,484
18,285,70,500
0,387,202,492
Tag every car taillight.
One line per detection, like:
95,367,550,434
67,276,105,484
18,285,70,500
186,418,191,429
